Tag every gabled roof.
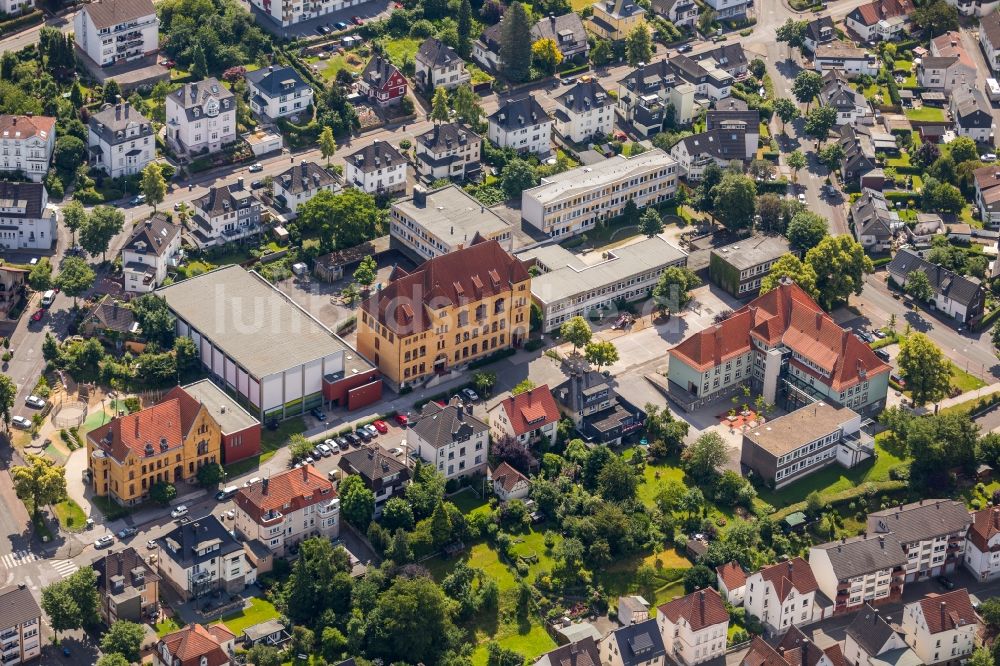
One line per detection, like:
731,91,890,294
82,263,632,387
158,515,243,569
716,561,747,591
968,506,1000,552
756,557,818,602
932,31,976,70
868,499,973,543
339,446,410,484
983,11,1000,50
361,55,403,90
805,15,835,43
194,182,257,218
124,213,179,258
914,589,977,634
952,87,993,128
606,618,665,666
973,164,1000,193
0,181,46,219
490,461,530,492
0,114,55,142
83,295,138,335
416,37,464,69
705,106,760,132
811,533,907,580
159,622,234,666
692,43,748,74
741,636,791,666
556,79,613,114
89,103,154,145
847,0,912,26
410,398,489,449
676,127,750,162
886,249,984,308
246,66,310,97
493,385,560,436
83,0,155,30
852,189,898,240
170,78,234,122
0,585,41,632
235,465,336,525
275,160,337,195
657,588,728,632
489,95,550,131
846,604,901,658
530,13,588,49
535,636,601,666
88,386,203,463
820,70,868,112
417,122,481,153
92,546,161,596
347,139,405,174
779,626,848,666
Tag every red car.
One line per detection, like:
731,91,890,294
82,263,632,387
31,309,44,322
351,15,364,25
373,419,389,434
395,413,409,427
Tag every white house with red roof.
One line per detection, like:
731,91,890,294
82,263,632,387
0,115,55,182
900,589,978,665
666,279,890,415
656,588,729,666
744,558,828,634
233,466,339,557
716,561,747,605
964,506,1000,581
488,462,531,501
156,622,235,666
488,385,560,447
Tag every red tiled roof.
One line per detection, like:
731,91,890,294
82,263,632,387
490,461,530,492
160,623,232,666
88,386,203,463
0,114,55,141
758,557,818,602
850,0,912,25
234,465,336,525
658,588,729,632
931,31,976,69
716,561,747,591
968,507,1000,552
918,589,978,634
852,3,880,25
496,385,560,437
741,636,789,666
779,626,848,666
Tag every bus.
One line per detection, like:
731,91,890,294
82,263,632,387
986,78,1000,103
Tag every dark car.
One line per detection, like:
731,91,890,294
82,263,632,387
336,436,350,449
344,432,361,446
677,43,693,53
335,21,348,29
356,428,374,442
874,349,891,363
250,180,264,189
316,25,329,34
937,576,955,590
117,527,137,539
311,407,327,421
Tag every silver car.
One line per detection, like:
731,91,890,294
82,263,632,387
11,416,31,429
25,395,45,409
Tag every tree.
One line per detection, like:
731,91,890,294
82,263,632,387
41,581,80,638
12,454,66,518
969,647,994,666
805,490,824,516
61,199,88,246
100,620,145,663
366,576,454,665
804,105,838,146
532,38,563,75
381,497,415,532
792,71,822,110
584,340,619,373
992,320,1000,355
487,641,527,666
196,462,224,487
54,135,85,171
454,84,483,126
683,564,718,593
817,143,844,171
560,316,592,354
80,205,125,262
511,379,537,396
150,481,176,505
340,474,375,529
913,0,959,36
640,207,663,237
289,434,314,463
296,189,382,253
245,645,282,666
474,371,498,397
457,0,473,57
625,22,652,67
501,158,538,199
760,254,819,300
949,136,978,164
0,375,14,431
748,159,776,183
698,7,716,33
653,266,701,313
353,255,377,292
898,332,951,407
499,2,532,83
321,626,349,662
431,86,450,123
28,258,53,292
773,98,799,136
622,197,640,226
904,270,934,302
55,257,95,308
597,454,638,502
96,655,130,666
591,38,612,66
319,126,337,165
924,181,965,214
914,141,941,169
191,43,208,78
775,18,808,48
140,162,166,211
805,235,873,310
712,172,757,232
645,403,689,458
681,432,728,483
103,78,122,104
786,150,807,183
786,211,828,251
132,293,176,349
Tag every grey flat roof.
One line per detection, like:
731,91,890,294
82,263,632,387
523,149,676,207
745,403,856,456
712,235,791,270
157,265,365,378
182,379,259,434
393,184,510,246
518,236,687,305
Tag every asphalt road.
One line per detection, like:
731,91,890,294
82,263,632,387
0,9,77,54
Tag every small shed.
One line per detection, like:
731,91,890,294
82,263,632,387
242,619,291,648
555,621,602,645
685,536,709,561
314,237,389,282
977,464,993,482
617,595,650,626
784,511,808,533
919,124,948,144
920,91,947,106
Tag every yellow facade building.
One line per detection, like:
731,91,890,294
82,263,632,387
358,237,531,390
587,0,647,41
87,386,223,506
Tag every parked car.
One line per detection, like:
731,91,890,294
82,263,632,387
170,505,189,519
248,163,263,173
874,349,891,363
983,153,998,162
117,527,137,539
344,432,361,446
11,416,31,429
676,43,693,53
304,455,315,464
335,20,348,29
319,442,336,456
25,395,46,409
872,329,886,339
317,25,330,34
363,424,379,438
335,436,350,449
461,387,480,402
311,407,327,421
130,194,146,205
250,180,264,189
395,413,409,427
371,419,389,434
797,192,807,204
351,15,363,24
311,447,323,459
94,535,114,549
937,575,955,590
356,428,374,442
389,447,404,457
30,309,44,322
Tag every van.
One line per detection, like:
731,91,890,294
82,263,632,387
327,469,341,482
244,477,261,487
40,290,55,307
987,78,1000,103
215,485,239,501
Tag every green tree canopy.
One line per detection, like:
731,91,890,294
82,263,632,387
12,454,67,518
28,257,53,292
711,172,757,232
340,474,376,529
804,235,873,309
100,620,145,663
898,332,951,407
500,158,538,199
559,316,592,354
786,211,828,252
625,22,652,66
532,37,563,74
652,266,701,313
760,254,819,300
773,98,799,134
584,340,619,373
640,207,663,237
431,86,451,122
903,270,934,302
141,162,167,211
681,431,728,484
499,2,532,83
792,70,822,109
79,205,125,262
366,576,455,665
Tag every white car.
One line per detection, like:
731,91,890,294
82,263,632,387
25,395,45,409
11,415,31,429
797,193,807,204
983,153,998,162
170,505,188,519
389,447,404,457
94,535,114,549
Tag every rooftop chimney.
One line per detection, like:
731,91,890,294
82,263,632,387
801,638,810,666
262,477,269,495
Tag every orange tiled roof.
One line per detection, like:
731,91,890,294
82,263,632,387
918,589,978,634
491,461,530,492
0,114,55,141
658,588,729,632
758,557,818,602
496,385,560,437
716,561,747,591
968,507,1000,552
160,623,232,666
88,386,203,463
234,465,336,524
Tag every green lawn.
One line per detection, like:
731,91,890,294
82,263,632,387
383,38,422,67
950,361,988,392
155,616,186,637
468,64,494,85
307,52,365,81
471,622,555,666
904,106,946,122
570,0,592,10
53,499,87,531
886,153,910,168
940,391,1000,416
450,488,491,516
214,597,280,635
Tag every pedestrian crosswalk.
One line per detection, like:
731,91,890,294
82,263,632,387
50,559,79,579
0,550,37,569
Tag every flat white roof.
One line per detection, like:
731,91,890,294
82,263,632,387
523,149,677,207
393,184,509,246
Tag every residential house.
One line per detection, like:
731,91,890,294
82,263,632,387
552,371,646,445
743,558,827,633
488,384,560,447
0,585,41,665
272,160,339,217
80,296,141,349
414,122,482,182
246,66,313,121
702,0,749,19
708,235,791,298
666,279,891,414
415,38,470,93
918,33,977,91
844,0,913,43
531,13,590,62
974,164,1000,227
189,181,262,248
600,619,666,666
670,126,752,180
618,596,650,626
948,0,1000,16
656,589,729,666
980,11,1000,73
740,631,847,666
121,213,181,293
839,125,879,188
844,604,915,666
233,466,340,557
552,79,615,143
165,78,236,156
0,182,56,251
488,96,553,156
706,102,760,152
803,16,835,53
521,149,678,238
809,533,907,614
73,0,159,68
344,140,408,195
410,397,489,480
359,55,408,107
906,213,946,248
716,562,747,605
819,70,871,127
741,404,876,490
87,102,155,178
887,249,986,325
473,23,505,71
0,115,55,182
0,266,26,320
867,500,973,582
155,623,235,666
813,43,879,76
338,447,411,517
950,87,994,144
388,184,512,261
92,547,160,624
692,43,748,78
615,61,698,133
488,462,531,501
156,516,253,601
651,0,698,28
534,637,602,666
587,0,646,41
0,0,31,15
901,589,978,665
964,506,1000,581
851,189,898,253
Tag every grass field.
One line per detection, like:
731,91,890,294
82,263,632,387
904,106,946,122
53,499,87,531
214,597,280,635
383,37,421,67
950,361,988,392
155,616,186,637
307,52,366,81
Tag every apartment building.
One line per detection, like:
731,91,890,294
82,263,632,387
156,515,254,601
553,371,645,446
156,623,235,666
488,384,560,447
189,181,262,248
813,43,879,76
246,0,362,28
344,140,407,195
521,149,678,239
918,32,976,91
233,466,340,557
901,589,978,665
121,213,182,293
415,38,470,93
518,236,687,332
0,585,41,665
73,0,159,68
600,619,666,666
980,11,1000,73
965,506,1000,581
552,79,615,143
339,447,411,517
272,160,339,216
414,123,482,182
0,267,26,320
389,184,512,261
410,397,489,480
809,534,906,615
951,87,994,143
670,121,755,180
246,66,313,121
87,102,155,178
165,78,236,156
656,589,729,666
487,96,552,156
867,500,973,583
743,558,825,634
844,0,913,42
586,0,646,40
0,115,55,182
0,182,57,251
358,236,529,389
709,236,791,298
92,547,160,624
844,604,914,666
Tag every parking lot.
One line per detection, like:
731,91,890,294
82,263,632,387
293,412,414,482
